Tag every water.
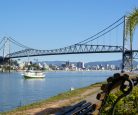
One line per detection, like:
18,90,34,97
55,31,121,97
0,71,116,112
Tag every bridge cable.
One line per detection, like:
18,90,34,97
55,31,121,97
9,37,30,49
7,16,124,57
0,38,5,45
77,16,124,44
29,19,123,53
0,38,8,51
8,37,31,49
8,39,27,49
49,17,124,51
83,21,124,44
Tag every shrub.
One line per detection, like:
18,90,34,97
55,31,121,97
102,86,138,114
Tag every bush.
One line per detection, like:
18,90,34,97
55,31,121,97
101,86,138,114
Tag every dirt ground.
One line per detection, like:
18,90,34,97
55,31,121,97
9,86,101,115
7,72,137,115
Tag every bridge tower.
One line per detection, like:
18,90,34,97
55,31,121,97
122,16,133,72
1,37,11,72
2,37,10,59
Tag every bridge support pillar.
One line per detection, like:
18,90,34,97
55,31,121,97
123,51,133,72
121,16,133,72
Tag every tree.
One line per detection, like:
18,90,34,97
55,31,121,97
125,8,138,71
126,8,138,46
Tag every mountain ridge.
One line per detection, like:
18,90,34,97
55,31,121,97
39,60,138,67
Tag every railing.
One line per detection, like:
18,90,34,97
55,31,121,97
96,73,138,114
56,73,138,115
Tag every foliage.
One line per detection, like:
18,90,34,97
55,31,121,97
126,8,138,42
102,86,138,114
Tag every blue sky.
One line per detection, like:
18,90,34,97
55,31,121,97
0,0,138,62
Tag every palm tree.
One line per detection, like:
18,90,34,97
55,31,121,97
126,8,138,46
125,8,138,71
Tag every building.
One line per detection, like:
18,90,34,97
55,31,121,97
77,62,85,69
66,61,70,67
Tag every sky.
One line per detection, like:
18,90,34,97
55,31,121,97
0,0,138,62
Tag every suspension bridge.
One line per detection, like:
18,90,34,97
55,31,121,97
0,16,138,72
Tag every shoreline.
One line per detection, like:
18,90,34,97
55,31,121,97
1,72,137,114
0,82,104,115
15,69,121,73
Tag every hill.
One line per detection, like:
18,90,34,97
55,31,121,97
39,60,138,67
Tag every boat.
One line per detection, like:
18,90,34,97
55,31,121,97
23,70,45,78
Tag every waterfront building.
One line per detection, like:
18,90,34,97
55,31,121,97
18,61,25,70
101,66,105,70
69,64,77,71
77,62,85,69
43,63,50,70
110,65,116,70
66,61,70,67
49,64,58,70
38,63,43,69
136,65,138,70
106,64,110,70
61,63,66,68
64,67,69,71
96,65,100,70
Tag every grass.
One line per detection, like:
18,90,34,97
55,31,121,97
0,82,103,115
1,72,137,115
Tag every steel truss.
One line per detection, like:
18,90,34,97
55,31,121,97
133,51,138,59
121,50,138,71
7,44,123,58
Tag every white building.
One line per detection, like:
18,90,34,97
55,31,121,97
110,65,116,70
18,61,25,70
43,63,50,70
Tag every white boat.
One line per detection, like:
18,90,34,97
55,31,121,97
23,70,45,78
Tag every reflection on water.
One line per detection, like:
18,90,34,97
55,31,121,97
21,78,46,87
0,71,115,112
23,78,46,82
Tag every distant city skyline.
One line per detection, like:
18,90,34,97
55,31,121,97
15,59,138,71
0,0,138,62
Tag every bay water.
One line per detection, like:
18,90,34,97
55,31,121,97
0,71,116,112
